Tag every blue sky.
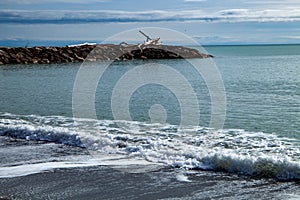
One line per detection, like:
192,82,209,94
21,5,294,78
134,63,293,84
1,0,300,45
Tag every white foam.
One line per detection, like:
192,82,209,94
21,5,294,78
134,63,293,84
0,161,101,178
176,173,191,182
1,112,300,180
286,194,300,200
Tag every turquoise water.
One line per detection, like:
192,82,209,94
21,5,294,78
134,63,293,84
207,45,300,139
0,45,299,138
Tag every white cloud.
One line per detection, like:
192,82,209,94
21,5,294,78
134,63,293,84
280,36,300,39
1,8,300,24
217,8,300,22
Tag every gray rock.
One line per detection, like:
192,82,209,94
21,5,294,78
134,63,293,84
0,44,213,65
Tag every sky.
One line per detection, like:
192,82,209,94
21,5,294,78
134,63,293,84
1,0,300,45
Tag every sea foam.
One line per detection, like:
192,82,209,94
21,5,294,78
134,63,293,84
0,112,299,180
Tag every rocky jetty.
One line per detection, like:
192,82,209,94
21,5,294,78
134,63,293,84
0,44,213,65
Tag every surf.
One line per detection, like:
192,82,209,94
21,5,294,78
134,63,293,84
0,112,299,180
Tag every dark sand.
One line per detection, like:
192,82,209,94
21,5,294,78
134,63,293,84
0,166,299,200
0,44,299,199
0,137,299,199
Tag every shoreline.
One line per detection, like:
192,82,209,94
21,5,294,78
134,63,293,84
0,166,299,200
0,136,299,199
0,44,213,65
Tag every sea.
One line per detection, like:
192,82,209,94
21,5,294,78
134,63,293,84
0,43,299,199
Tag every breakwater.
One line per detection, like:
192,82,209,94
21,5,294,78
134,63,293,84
0,44,213,65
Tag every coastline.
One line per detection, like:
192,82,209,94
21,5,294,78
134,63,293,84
0,135,299,200
0,44,212,65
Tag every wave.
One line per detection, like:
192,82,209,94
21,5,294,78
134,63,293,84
0,112,299,180
0,114,83,147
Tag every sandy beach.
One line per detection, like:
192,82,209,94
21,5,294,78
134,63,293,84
1,165,299,200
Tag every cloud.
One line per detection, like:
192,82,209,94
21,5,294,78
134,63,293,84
218,8,300,22
0,10,213,24
280,36,300,39
1,8,300,24
192,35,239,45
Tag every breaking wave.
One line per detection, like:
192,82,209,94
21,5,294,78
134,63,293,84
0,112,299,180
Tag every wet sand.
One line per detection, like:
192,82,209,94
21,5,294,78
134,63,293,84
0,136,299,199
0,166,299,200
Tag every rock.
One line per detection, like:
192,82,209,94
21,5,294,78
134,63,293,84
0,44,213,65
